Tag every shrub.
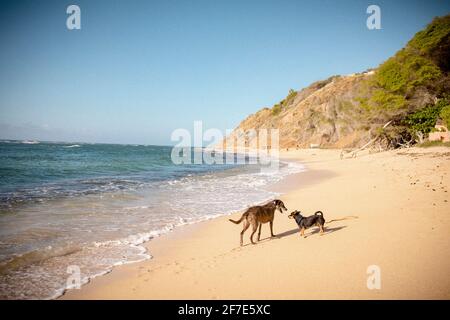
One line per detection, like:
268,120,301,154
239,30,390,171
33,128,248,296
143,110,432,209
371,89,407,110
438,99,450,128
404,99,449,135
272,103,282,115
375,56,407,93
271,89,297,116
285,89,297,104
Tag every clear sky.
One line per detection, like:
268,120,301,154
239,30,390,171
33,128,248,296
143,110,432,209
0,0,449,145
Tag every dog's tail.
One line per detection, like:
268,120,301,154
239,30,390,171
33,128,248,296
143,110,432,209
314,211,324,216
229,213,246,224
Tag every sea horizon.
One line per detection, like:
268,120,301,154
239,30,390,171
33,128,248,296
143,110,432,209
0,138,174,148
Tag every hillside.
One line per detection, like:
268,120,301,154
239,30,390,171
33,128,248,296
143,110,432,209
224,15,450,150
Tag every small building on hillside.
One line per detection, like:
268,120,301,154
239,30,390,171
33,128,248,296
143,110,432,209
428,119,450,142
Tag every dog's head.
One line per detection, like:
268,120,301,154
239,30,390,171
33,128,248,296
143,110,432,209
273,199,288,213
288,210,302,219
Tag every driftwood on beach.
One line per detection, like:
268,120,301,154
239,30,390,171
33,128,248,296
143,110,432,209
340,120,393,159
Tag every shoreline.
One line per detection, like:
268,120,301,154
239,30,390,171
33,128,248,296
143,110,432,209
56,156,306,300
61,147,450,299
0,147,299,300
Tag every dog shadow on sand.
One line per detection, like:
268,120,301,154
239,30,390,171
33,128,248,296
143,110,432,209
237,216,358,247
277,225,347,239
235,226,347,248
305,225,346,237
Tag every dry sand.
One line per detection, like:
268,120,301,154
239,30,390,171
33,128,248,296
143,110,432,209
61,147,450,299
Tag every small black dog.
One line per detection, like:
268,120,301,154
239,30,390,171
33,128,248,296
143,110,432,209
288,210,325,238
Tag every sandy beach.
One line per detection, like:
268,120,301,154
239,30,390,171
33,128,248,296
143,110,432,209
61,147,450,300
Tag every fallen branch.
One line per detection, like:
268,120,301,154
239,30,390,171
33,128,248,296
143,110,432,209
398,138,414,148
340,120,393,159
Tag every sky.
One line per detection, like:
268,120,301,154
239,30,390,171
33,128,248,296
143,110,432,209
0,0,449,145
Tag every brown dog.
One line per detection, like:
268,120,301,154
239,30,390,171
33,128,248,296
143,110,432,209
229,199,288,246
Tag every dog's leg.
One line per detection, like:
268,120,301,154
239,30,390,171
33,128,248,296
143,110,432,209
269,220,275,237
319,224,324,235
300,227,306,238
250,223,258,244
257,223,262,241
240,221,250,246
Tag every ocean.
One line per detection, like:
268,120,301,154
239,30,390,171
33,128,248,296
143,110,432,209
0,140,304,299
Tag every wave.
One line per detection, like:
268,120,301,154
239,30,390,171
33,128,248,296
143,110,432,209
21,140,40,144
63,144,81,148
0,245,83,275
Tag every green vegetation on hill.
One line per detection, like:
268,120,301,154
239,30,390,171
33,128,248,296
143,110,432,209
408,15,450,54
361,16,450,112
375,51,441,95
356,15,450,146
440,101,450,127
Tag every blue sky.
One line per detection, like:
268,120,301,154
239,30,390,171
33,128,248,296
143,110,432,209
0,0,449,145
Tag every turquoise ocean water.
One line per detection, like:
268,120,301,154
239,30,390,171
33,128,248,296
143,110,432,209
0,140,303,299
